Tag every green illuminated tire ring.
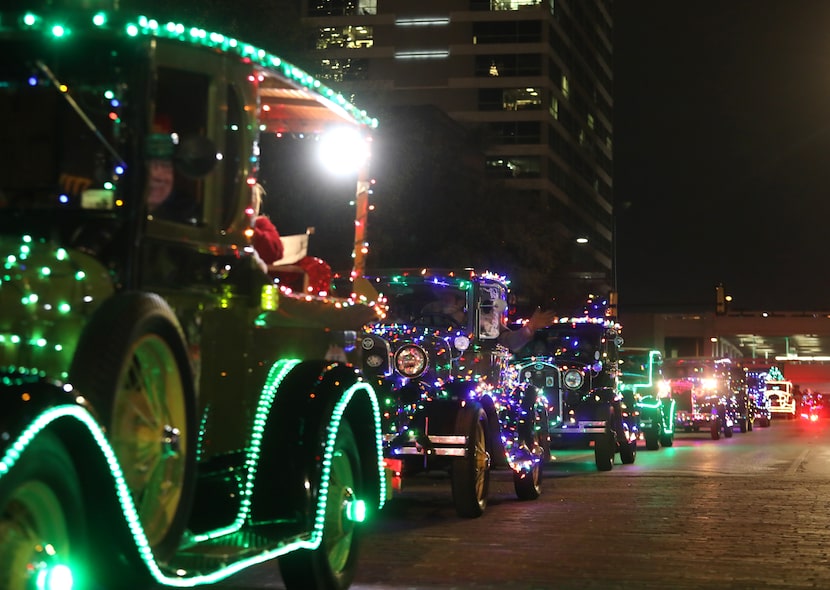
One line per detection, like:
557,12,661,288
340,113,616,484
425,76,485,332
451,404,490,518
0,432,86,590
69,292,196,561
280,420,363,590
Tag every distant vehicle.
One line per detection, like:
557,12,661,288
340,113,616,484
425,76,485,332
764,378,796,419
512,305,639,471
0,7,388,590
800,391,828,421
618,348,676,450
347,269,551,518
663,358,738,440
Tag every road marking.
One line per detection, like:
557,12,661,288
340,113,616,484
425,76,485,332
786,448,810,476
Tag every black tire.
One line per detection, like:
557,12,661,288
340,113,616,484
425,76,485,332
513,462,542,501
451,404,490,518
69,292,196,560
724,423,734,438
644,429,659,451
739,418,748,433
280,421,363,590
659,430,674,447
513,401,544,501
0,432,87,590
710,420,721,440
594,432,614,471
618,422,637,465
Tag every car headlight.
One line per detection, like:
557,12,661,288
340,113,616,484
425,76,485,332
395,344,428,378
453,335,470,351
563,369,584,390
366,354,385,368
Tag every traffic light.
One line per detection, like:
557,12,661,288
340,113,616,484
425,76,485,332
715,284,726,315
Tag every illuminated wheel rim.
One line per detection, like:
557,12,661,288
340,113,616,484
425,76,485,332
0,481,72,590
112,333,187,550
323,440,357,574
472,420,490,504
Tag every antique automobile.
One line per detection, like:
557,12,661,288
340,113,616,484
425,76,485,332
619,348,675,450
0,7,388,590
663,358,737,440
512,303,639,471
339,269,551,518
763,373,797,419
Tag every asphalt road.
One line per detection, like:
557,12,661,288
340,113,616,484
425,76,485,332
219,418,830,589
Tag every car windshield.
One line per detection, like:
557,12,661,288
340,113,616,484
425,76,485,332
0,38,135,212
619,352,653,382
374,280,468,328
514,323,603,362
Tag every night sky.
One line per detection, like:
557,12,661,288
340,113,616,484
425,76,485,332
613,1,830,311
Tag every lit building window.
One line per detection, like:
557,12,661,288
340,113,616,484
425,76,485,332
502,88,542,111
490,0,543,10
317,26,373,50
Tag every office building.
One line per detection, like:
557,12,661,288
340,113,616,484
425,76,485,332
303,0,613,298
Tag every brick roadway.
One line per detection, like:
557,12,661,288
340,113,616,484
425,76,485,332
351,420,830,590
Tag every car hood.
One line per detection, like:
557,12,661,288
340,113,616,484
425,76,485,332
0,235,115,379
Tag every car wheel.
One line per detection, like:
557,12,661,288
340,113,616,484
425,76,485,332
618,422,636,465
724,423,734,438
451,404,490,518
513,403,544,501
0,432,86,590
644,428,659,450
280,421,363,590
739,418,748,433
513,461,542,501
659,430,674,447
594,431,614,471
69,292,196,560
710,420,721,440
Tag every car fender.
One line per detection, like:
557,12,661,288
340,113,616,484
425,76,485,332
250,360,386,534
0,382,155,585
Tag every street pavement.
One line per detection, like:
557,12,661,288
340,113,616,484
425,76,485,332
352,419,830,590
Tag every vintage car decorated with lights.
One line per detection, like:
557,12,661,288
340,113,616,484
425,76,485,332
762,368,796,419
0,6,389,590
339,269,551,518
619,348,675,450
512,301,638,471
662,357,740,440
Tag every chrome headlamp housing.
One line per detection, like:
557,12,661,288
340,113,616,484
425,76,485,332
563,368,584,390
394,344,429,379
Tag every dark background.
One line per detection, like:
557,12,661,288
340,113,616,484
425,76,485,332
614,0,830,311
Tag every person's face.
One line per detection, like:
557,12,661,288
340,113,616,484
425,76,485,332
146,160,174,210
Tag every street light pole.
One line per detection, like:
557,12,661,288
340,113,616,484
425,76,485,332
352,168,370,278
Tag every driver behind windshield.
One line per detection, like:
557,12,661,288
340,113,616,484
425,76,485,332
420,290,467,324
